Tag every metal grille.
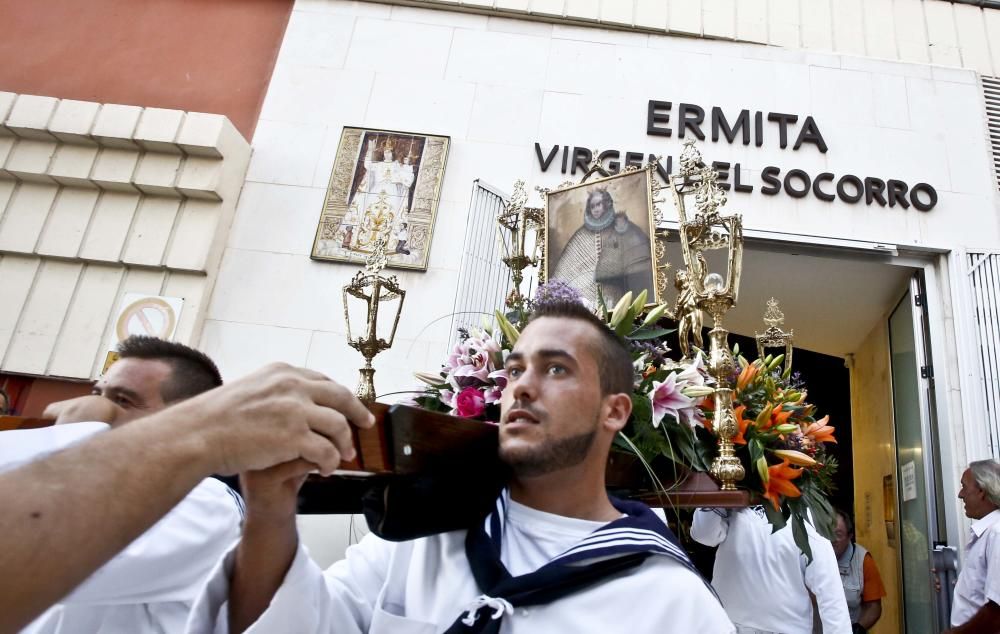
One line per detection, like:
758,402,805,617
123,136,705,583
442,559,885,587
985,76,1000,192
966,252,1000,459
449,180,512,346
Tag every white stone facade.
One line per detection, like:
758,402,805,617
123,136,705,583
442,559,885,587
366,0,1000,78
203,0,998,392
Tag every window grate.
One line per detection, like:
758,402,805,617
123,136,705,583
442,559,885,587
985,76,1000,192
966,252,1000,460
449,180,512,348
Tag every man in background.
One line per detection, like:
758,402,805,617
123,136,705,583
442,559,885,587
831,508,885,633
0,361,374,633
945,459,1000,634
692,506,851,633
4,336,243,634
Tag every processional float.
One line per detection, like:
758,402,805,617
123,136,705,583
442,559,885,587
298,141,821,540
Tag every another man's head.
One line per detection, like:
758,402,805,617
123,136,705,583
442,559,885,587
832,508,854,559
585,189,615,223
499,301,633,478
959,459,1000,519
90,336,222,426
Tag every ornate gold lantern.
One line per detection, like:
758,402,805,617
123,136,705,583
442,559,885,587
496,180,544,313
670,140,745,490
343,236,406,403
755,297,794,374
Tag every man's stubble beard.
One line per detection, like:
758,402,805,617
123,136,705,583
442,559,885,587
499,418,600,478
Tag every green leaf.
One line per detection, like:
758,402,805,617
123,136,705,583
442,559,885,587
669,421,709,471
494,310,520,345
803,481,836,539
630,393,653,425
791,511,813,564
762,502,787,533
627,327,676,340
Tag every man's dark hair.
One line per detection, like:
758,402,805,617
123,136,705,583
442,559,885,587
116,336,222,402
834,507,854,536
585,189,615,216
527,301,633,396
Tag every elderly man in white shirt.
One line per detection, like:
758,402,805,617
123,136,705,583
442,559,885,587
187,301,734,633
945,459,1000,634
692,506,851,633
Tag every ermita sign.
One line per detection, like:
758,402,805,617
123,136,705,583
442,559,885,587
533,100,938,211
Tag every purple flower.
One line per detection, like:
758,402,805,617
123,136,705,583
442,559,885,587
444,331,503,389
531,279,585,309
649,373,694,428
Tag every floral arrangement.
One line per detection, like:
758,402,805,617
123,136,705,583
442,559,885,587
414,280,837,556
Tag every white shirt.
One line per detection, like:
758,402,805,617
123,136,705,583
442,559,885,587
691,507,851,633
187,499,735,633
0,423,243,634
951,508,1000,626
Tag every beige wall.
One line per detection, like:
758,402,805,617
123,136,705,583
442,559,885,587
377,0,1000,76
0,93,250,379
850,319,902,634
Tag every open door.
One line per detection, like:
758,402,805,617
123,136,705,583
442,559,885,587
888,272,949,631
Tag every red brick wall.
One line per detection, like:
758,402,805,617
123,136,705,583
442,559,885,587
0,0,293,140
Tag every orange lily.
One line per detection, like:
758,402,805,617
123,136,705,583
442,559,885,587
732,405,750,445
736,362,760,391
803,415,837,444
758,403,793,432
763,459,803,511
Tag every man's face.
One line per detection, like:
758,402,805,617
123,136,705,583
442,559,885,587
587,194,607,219
958,469,995,519
499,317,606,477
832,515,851,559
90,358,173,425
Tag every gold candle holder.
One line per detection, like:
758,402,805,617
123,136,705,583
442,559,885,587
670,140,746,490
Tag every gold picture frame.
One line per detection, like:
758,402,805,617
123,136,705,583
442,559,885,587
542,163,664,308
311,127,451,271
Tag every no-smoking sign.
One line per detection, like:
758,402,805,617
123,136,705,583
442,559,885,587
116,296,178,341
103,293,185,374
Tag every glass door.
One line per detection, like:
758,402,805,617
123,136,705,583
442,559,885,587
889,273,945,632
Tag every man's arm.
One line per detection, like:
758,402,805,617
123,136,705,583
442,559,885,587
857,552,885,630
229,460,314,633
946,600,1000,634
803,533,852,633
857,600,882,630
59,477,242,605
0,411,213,632
690,508,731,546
0,363,373,633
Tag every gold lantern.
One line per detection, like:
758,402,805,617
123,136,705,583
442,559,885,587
496,180,544,313
755,298,794,374
342,235,406,403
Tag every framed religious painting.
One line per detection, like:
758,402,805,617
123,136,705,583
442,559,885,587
543,166,661,308
311,127,450,271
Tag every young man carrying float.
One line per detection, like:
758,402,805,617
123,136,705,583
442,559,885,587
187,301,733,633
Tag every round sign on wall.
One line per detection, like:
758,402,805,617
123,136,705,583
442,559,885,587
115,296,178,341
